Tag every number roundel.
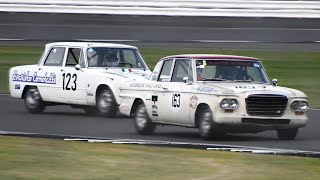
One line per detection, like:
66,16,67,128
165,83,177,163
62,73,77,91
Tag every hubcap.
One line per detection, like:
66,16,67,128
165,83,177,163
26,89,41,108
200,111,212,134
98,91,113,113
135,105,148,129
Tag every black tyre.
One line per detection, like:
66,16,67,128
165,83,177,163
24,87,46,114
96,89,117,117
198,106,224,140
277,128,299,140
134,102,156,135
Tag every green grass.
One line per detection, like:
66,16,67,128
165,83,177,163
0,136,320,179
1,45,320,106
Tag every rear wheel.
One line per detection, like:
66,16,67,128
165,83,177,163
96,89,116,117
277,128,299,140
134,102,156,135
198,106,224,140
24,87,46,114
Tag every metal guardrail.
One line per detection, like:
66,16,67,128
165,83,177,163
0,0,320,18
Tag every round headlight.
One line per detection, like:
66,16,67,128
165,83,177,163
220,99,230,109
299,101,308,111
291,101,300,111
230,99,238,109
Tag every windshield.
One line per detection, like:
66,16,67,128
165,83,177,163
87,47,146,68
196,60,269,83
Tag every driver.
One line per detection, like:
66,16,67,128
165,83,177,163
215,65,236,80
103,49,120,67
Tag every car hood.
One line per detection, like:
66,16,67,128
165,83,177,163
195,82,307,98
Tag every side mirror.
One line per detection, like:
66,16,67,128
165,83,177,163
272,78,278,86
183,77,192,85
75,64,81,71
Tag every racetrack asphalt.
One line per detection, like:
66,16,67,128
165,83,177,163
1,95,319,152
0,12,320,50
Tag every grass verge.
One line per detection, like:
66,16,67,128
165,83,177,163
0,136,320,179
1,45,319,106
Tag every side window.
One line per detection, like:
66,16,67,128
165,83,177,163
172,60,193,82
43,47,65,66
66,48,81,67
158,59,173,82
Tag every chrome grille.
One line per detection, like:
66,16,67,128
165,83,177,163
246,94,288,117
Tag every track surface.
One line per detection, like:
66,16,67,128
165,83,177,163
0,12,320,50
1,95,319,151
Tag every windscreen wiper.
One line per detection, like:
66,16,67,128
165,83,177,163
202,78,228,81
233,80,263,84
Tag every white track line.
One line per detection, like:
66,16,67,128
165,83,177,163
0,38,25,41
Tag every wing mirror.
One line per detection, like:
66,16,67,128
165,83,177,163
183,77,192,85
272,78,278,86
75,64,82,71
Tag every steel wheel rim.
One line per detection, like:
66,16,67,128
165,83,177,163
135,105,148,129
26,89,40,108
200,111,212,134
98,91,113,113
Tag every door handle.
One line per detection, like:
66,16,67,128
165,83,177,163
38,67,43,70
61,69,65,72
162,86,168,90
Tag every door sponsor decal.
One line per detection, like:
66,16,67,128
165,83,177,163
62,73,77,91
12,70,56,84
151,95,158,116
190,95,198,109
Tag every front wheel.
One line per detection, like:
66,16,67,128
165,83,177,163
24,87,46,114
134,102,156,135
277,128,299,140
96,89,117,117
198,106,224,140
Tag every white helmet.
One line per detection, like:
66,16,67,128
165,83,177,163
103,49,120,67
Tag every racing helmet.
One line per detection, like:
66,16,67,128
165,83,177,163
103,49,120,67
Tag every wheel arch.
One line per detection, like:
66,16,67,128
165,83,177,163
194,103,211,128
130,98,144,117
95,82,122,104
21,85,35,99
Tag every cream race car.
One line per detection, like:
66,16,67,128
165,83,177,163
119,54,309,140
9,42,151,117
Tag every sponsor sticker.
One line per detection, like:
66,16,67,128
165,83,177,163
12,70,56,84
15,84,21,90
190,95,198,109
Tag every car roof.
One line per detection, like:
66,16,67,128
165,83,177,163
45,42,138,49
160,54,259,61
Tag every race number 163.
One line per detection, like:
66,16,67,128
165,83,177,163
172,93,181,108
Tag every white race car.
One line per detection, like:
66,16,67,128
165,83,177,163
9,42,151,117
119,54,309,140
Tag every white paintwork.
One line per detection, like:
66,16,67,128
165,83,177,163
9,42,151,108
119,54,308,133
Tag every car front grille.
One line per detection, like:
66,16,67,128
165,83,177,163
246,94,288,117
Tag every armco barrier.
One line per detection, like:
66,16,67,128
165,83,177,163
0,0,320,18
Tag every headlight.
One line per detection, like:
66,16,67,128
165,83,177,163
291,101,309,112
220,99,238,109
